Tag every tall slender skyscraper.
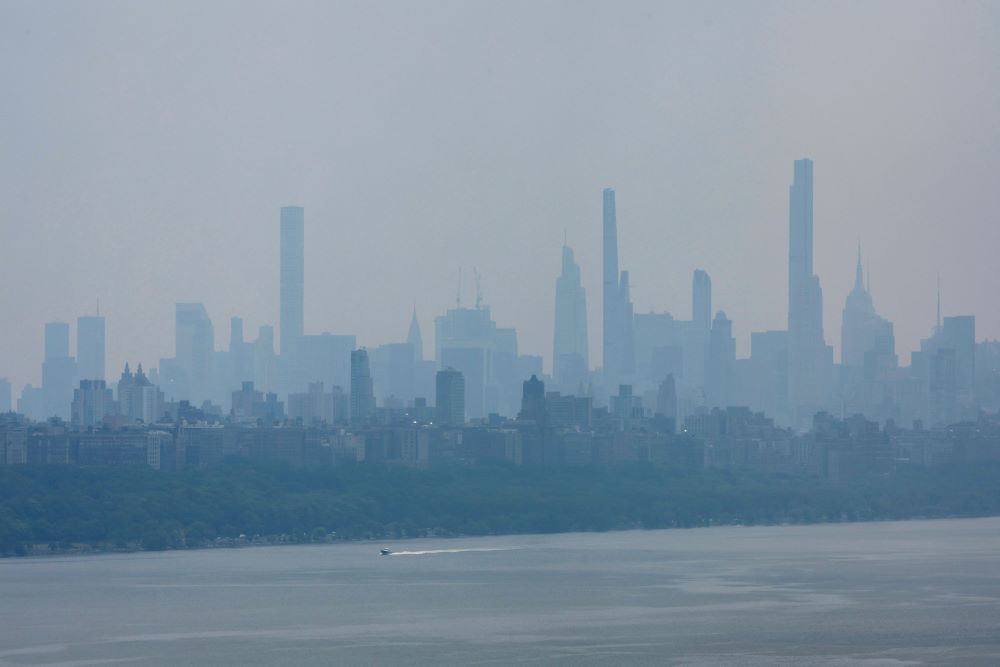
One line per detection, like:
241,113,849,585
692,270,712,332
553,244,589,385
602,188,621,384
42,322,75,420
407,307,424,362
619,269,635,376
350,348,376,422
280,206,305,357
77,315,106,381
788,159,818,336
786,158,831,422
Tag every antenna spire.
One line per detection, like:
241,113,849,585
935,274,942,332
474,268,483,310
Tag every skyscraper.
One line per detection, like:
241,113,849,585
77,315,106,381
602,188,621,384
42,322,76,420
280,205,305,357
786,159,831,422
0,377,12,413
71,379,114,427
350,348,376,422
435,367,465,426
553,244,589,386
705,311,736,408
174,303,214,401
602,188,635,386
840,248,894,368
45,322,70,362
692,270,712,332
407,307,424,362
656,374,678,430
118,363,164,424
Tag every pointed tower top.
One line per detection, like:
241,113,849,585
936,274,942,332
854,241,864,291
407,305,424,363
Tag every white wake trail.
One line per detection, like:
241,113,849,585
388,547,521,556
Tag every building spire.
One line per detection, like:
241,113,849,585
854,240,864,290
936,274,942,332
407,304,424,362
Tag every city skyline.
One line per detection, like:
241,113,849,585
0,176,994,394
3,1,1000,393
6,159,997,435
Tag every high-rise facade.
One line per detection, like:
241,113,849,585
77,315,106,381
553,244,589,386
45,322,70,362
350,348,376,422
407,307,424,362
118,363,165,424
280,206,305,358
602,188,634,387
42,321,76,420
174,303,214,401
71,379,114,427
0,377,11,413
705,311,736,408
435,367,465,426
692,270,712,332
840,249,894,368
786,159,831,423
602,188,621,384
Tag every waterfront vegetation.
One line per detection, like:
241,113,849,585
2,461,1000,556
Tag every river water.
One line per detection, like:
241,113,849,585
2,517,1000,665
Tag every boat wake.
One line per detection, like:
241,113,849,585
388,547,521,556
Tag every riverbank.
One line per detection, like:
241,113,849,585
3,460,1000,557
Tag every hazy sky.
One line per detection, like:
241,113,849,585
2,0,999,391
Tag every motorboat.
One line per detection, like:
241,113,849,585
379,548,392,556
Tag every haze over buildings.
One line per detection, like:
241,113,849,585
1,1,999,417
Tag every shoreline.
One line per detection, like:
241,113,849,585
8,511,1000,562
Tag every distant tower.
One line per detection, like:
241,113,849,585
692,270,712,332
602,188,621,383
518,374,547,424
44,322,70,362
175,303,214,400
350,348,376,422
553,244,589,385
656,374,678,431
619,269,635,376
0,377,11,413
407,307,424,362
42,322,76,420
786,158,830,419
280,206,305,357
705,311,735,408
230,316,244,353
77,314,106,381
435,367,465,426
840,246,895,368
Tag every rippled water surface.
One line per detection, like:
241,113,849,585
2,517,1000,665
